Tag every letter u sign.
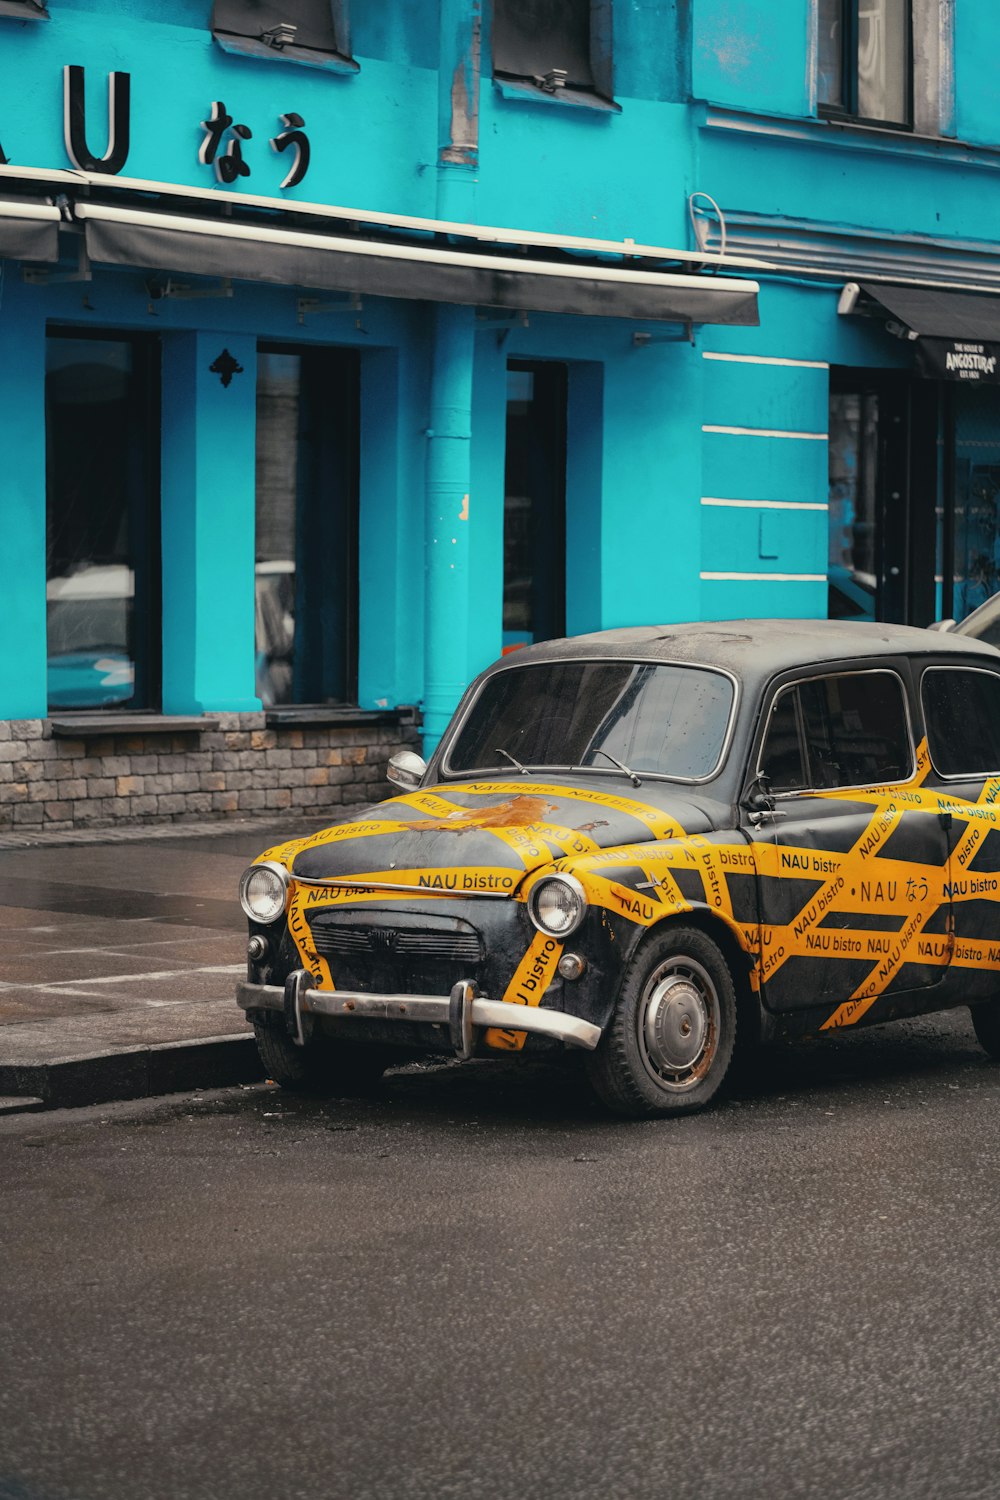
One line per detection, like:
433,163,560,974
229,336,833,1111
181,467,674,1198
64,64,131,174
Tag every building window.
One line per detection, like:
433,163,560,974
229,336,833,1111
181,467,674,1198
45,332,161,712
503,361,567,650
211,0,357,73
818,0,912,126
255,346,359,706
492,0,614,107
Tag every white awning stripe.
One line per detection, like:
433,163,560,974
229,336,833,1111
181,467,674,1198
0,198,61,222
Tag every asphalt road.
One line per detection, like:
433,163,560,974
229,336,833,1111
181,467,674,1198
2,1010,1000,1500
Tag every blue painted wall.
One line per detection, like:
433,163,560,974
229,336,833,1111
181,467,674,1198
2,0,998,731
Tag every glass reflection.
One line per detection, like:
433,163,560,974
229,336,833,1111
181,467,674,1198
45,336,156,710
448,660,735,781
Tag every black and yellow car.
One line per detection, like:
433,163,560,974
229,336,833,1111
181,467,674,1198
237,619,1000,1117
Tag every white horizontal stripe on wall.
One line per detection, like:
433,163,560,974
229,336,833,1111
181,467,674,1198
701,571,827,582
701,497,828,511
702,351,829,369
703,424,828,440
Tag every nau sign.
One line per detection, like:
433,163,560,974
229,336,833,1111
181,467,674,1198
0,64,310,190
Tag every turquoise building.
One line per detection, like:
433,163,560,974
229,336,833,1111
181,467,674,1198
2,0,999,831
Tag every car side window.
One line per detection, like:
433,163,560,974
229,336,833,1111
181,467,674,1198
759,687,806,791
760,670,911,792
921,667,1000,777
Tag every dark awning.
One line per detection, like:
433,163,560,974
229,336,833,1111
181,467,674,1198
77,203,760,326
0,199,61,262
854,282,1000,384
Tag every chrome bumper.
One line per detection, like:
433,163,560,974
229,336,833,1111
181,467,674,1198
236,972,601,1057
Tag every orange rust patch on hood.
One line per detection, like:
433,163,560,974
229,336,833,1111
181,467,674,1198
397,795,557,832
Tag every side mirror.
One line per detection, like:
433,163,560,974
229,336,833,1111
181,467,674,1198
386,749,427,791
741,773,774,815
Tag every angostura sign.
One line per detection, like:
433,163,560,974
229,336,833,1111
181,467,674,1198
916,338,1000,384
0,64,311,190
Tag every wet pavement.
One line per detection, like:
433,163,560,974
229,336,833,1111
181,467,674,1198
3,1014,1000,1500
0,815,359,1108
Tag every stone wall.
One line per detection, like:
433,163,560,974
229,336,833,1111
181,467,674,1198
0,714,421,833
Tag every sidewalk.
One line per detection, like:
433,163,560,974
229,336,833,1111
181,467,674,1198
0,812,362,1112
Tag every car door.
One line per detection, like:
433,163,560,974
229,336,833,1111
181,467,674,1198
919,662,1000,996
747,664,952,1021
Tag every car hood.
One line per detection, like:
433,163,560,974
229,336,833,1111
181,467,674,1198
268,778,718,892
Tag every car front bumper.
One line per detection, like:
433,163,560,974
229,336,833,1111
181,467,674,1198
237,970,602,1059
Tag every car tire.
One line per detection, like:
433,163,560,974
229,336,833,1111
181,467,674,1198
252,1015,391,1096
586,924,737,1119
970,1002,1000,1060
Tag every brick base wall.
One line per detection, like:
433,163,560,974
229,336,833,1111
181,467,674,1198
0,715,422,833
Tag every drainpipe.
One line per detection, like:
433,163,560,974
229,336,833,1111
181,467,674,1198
436,0,480,222
423,302,475,753
421,3,480,752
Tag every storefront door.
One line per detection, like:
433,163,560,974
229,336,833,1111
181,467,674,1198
828,369,940,627
502,360,567,650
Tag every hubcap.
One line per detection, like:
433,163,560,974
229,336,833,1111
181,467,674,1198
638,957,719,1092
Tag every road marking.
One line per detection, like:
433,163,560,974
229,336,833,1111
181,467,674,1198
0,963,245,991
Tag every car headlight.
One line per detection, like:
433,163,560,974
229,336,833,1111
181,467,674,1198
239,861,290,924
527,874,588,937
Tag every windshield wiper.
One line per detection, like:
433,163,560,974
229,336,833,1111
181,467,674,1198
495,746,529,775
589,748,642,787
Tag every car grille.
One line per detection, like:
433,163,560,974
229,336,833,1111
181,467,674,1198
311,925,483,964
306,910,485,995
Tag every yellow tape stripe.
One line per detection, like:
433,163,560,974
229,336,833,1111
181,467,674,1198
821,769,1000,1029
296,866,521,902
489,932,565,1051
762,802,906,991
286,886,336,990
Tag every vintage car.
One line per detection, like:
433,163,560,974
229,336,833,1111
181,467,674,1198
236,619,1000,1117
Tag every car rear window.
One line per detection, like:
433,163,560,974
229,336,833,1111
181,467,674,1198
446,659,735,781
921,667,1000,777
760,670,912,792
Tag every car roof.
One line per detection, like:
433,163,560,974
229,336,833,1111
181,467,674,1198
498,618,1000,680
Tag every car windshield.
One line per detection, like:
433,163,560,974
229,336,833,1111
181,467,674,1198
446,659,735,781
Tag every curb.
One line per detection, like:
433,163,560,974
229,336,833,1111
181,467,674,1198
0,1034,264,1111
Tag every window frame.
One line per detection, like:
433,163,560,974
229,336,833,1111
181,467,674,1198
755,666,916,796
920,664,1000,781
210,0,358,75
491,0,617,112
818,0,914,131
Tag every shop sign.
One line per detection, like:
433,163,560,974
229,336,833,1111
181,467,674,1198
916,338,1000,385
0,64,310,191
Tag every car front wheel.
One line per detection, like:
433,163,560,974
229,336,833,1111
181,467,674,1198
586,925,737,1118
970,1002,1000,1060
252,1014,392,1096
